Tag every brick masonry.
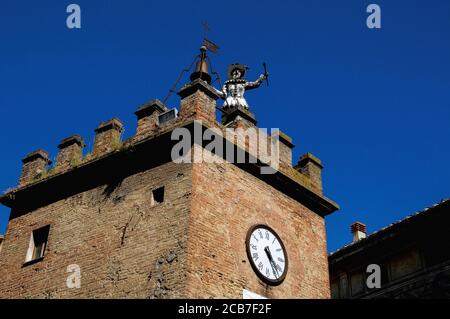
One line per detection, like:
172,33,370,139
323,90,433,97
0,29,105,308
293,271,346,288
56,135,84,172
0,162,191,298
92,118,124,157
0,76,338,298
185,147,330,298
19,150,52,187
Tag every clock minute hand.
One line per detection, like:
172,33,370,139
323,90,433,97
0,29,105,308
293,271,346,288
264,246,280,278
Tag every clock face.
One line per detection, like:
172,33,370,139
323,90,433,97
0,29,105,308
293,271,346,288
246,225,288,285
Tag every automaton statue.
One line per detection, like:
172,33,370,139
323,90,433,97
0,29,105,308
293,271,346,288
216,63,269,110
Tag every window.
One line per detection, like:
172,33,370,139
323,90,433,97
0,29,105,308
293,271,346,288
330,273,350,298
350,271,365,296
25,225,50,264
330,279,340,299
388,250,422,281
151,187,165,206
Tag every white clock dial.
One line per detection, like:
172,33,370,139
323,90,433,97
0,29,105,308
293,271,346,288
246,225,288,285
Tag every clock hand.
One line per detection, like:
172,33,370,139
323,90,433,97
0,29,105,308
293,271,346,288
264,247,280,278
269,259,279,278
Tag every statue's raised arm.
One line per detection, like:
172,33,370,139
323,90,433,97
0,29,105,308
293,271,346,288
245,74,268,90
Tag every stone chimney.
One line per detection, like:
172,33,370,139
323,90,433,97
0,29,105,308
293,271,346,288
56,135,85,171
178,47,220,124
135,99,168,138
93,118,123,156
351,221,367,242
19,150,52,186
295,153,323,193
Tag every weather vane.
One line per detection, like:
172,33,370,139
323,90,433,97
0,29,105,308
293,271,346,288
201,20,219,54
163,21,269,108
202,21,209,41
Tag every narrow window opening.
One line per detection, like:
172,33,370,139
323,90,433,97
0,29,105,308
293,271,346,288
151,187,165,206
25,225,50,264
0,235,4,254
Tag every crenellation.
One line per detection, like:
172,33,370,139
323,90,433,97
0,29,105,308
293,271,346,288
273,130,295,169
295,153,324,194
56,135,85,172
135,99,168,139
19,150,52,187
93,118,124,157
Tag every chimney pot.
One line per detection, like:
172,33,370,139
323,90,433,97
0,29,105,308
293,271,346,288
351,221,367,242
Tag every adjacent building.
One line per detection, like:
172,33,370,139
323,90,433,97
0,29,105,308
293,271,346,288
329,199,450,298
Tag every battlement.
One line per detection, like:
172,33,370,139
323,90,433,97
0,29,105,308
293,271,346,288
3,79,334,211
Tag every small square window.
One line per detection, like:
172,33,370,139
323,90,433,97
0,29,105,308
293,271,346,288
25,225,50,264
151,187,165,206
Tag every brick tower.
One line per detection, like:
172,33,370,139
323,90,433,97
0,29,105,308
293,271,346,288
0,49,338,298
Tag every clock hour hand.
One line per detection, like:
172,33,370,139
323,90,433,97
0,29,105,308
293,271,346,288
264,246,280,278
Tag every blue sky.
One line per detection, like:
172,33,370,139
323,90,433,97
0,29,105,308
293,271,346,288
0,0,449,253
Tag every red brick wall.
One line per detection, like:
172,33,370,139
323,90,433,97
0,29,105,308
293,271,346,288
0,147,331,299
0,162,192,298
185,148,330,298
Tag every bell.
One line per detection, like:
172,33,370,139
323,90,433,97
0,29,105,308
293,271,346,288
190,46,212,84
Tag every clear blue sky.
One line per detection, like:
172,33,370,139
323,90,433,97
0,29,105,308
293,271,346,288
0,0,449,253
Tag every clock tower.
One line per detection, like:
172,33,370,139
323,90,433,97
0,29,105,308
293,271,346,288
0,48,338,299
